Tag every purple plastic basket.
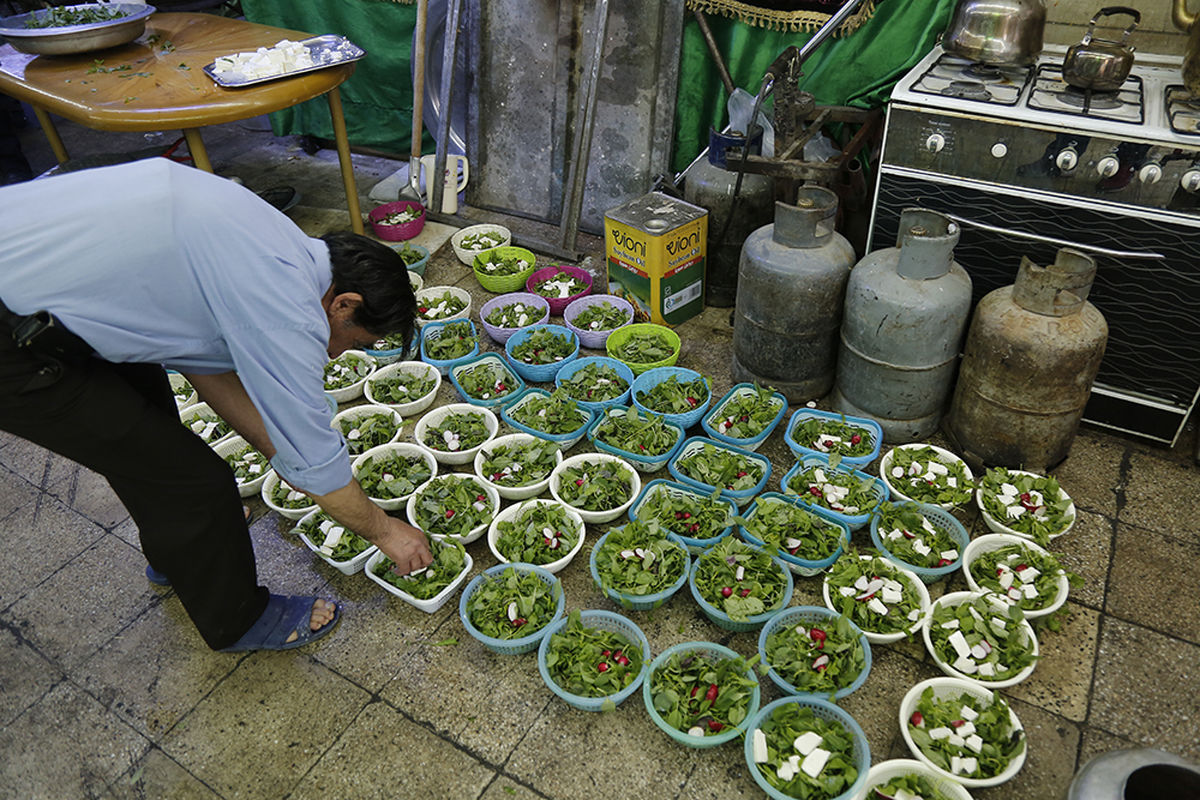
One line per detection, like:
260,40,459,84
526,265,593,316
563,294,634,350
478,292,551,345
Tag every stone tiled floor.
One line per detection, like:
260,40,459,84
2,108,1199,800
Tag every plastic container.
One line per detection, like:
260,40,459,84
587,406,686,473
448,353,525,409
688,549,794,632
472,432,563,501
588,526,691,611
322,350,375,404
486,498,586,574
627,479,737,554
744,696,871,800
630,366,712,430
351,442,439,510
478,292,550,345
364,325,420,365
700,383,788,452
563,293,634,349
961,533,1071,619
537,610,651,711
643,641,760,749
295,509,378,576
259,470,317,521
899,677,1026,788
473,245,538,293
213,435,272,498
548,452,641,524
363,360,441,417
757,606,872,700
414,285,472,328
525,264,593,316
856,759,975,800
368,199,425,241
975,469,1077,541
605,323,681,375
783,407,883,467
739,492,850,576
667,436,772,508
168,371,197,410
406,472,500,545
880,443,976,509
821,554,931,645
923,591,1040,688
451,223,512,266
420,318,480,376
553,356,635,414
387,242,430,276
413,403,499,467
364,542,473,614
504,323,580,384
179,401,235,448
458,563,565,655
869,502,971,583
781,455,889,531
331,404,405,456
500,387,594,449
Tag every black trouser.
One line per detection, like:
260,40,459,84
0,315,268,650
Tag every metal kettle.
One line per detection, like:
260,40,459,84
943,0,1047,66
1063,7,1140,92
1173,0,1200,94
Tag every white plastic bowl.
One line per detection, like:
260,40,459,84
975,469,1077,541
351,442,439,511
331,404,405,456
856,759,975,800
899,677,1026,789
414,285,472,328
451,223,512,266
473,432,563,501
413,403,499,466
260,470,318,521
922,590,1039,689
879,443,975,509
364,542,473,614
213,435,272,498
168,372,198,411
323,349,376,404
821,553,931,645
179,401,236,447
364,360,442,417
961,534,1071,619
407,270,425,294
406,472,500,544
548,452,641,524
486,498,586,574
294,508,378,576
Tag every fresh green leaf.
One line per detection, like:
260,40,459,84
571,301,630,332
635,374,709,415
544,609,643,698
557,361,629,403
508,390,589,436
424,321,477,361
592,406,679,457
323,352,373,390
411,475,495,539
556,459,632,512
494,502,580,565
511,328,575,365
592,520,689,597
693,537,788,621
465,566,558,640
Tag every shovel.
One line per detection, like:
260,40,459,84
399,0,428,203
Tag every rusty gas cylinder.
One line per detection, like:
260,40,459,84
945,248,1108,471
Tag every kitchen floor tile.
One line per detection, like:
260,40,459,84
1047,508,1112,611
1054,428,1125,518
1107,521,1200,645
1004,602,1100,722
100,747,223,800
0,622,64,728
1121,451,1200,543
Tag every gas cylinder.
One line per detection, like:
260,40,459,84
731,186,855,402
945,247,1108,471
683,128,776,307
833,208,973,441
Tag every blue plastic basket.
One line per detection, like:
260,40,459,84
553,355,635,413
780,455,889,531
588,526,691,611
458,563,566,655
630,366,712,430
364,325,421,365
783,408,884,468
688,544,795,632
628,479,737,554
739,492,851,577
756,606,873,700
448,353,526,408
587,407,685,473
642,641,761,749
420,319,480,375
667,436,772,508
743,696,871,800
500,387,594,449
869,502,971,584
536,610,651,711
700,383,788,452
504,323,580,384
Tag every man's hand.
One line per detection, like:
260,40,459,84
308,479,432,573
374,518,434,575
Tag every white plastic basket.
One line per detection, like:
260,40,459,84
922,591,1040,689
472,432,563,501
179,401,235,448
855,759,975,800
879,443,975,510
351,442,439,511
451,223,512,266
413,403,499,466
821,553,931,645
414,285,472,328
486,498,586,574
260,470,318,521
294,508,379,576
548,452,641,524
974,469,1077,541
961,534,1070,619
213,435,272,498
323,349,376,404
364,543,473,614
406,472,500,544
364,360,442,417
331,404,405,457
168,371,198,411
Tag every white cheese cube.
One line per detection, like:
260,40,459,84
960,757,978,774
839,586,856,597
1006,505,1027,519
947,732,966,747
960,705,979,721
794,731,823,755
928,461,949,476
752,728,769,763
868,597,890,615
912,539,931,556
881,587,903,604
952,655,978,675
940,549,959,561
813,469,827,483
928,726,951,740
1000,482,1018,496
800,748,831,779
999,570,1015,590
1023,583,1039,599
907,608,922,621
940,619,960,630
977,662,996,677
321,526,344,550
948,630,972,658
958,721,976,737
965,734,984,753
1018,566,1041,583
951,756,964,774
947,476,958,488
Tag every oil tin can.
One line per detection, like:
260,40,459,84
605,191,708,326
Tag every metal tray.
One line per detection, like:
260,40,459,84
0,3,155,56
202,34,365,88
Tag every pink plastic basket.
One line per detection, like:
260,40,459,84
526,265,593,316
368,200,426,241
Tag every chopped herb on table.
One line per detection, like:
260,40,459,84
708,384,782,440
886,446,974,506
337,411,401,456
456,361,518,403
494,502,581,565
592,520,689,597
674,442,763,492
826,550,924,635
370,370,436,405
417,291,467,322
510,327,575,365
485,301,544,329
355,450,432,500
874,501,961,570
928,593,1037,681
423,411,490,452
694,537,788,621
610,329,675,364
786,462,879,517
297,511,373,562
967,542,1073,612
373,536,467,599
185,410,231,444
635,374,708,415
460,230,507,252
742,496,845,562
751,703,860,797
572,301,630,332
635,484,732,543
477,251,532,276
411,475,495,539
764,613,866,695
465,565,560,640
508,390,589,436
424,321,477,361
223,444,267,484
906,685,1026,780
267,478,313,510
556,459,633,512
649,648,759,737
24,5,126,27
978,467,1074,545
479,438,559,487
324,353,372,390
533,270,587,299
592,406,679,457
544,610,644,698
790,414,875,459
558,361,629,403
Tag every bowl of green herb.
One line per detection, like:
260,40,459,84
414,285,471,328
526,264,593,315
627,479,737,554
631,366,711,430
351,442,438,510
564,294,634,349
549,452,640,524
588,519,690,610
781,456,889,531
406,472,500,544
260,470,318,521
923,591,1039,689
368,200,425,241
294,509,378,576
323,349,377,404
643,641,760,749
364,360,441,417
473,246,538,293
501,387,594,448
744,696,870,800
365,536,472,614
413,402,499,466
449,353,525,408
459,563,565,655
0,3,153,56
451,223,512,266
487,497,586,574
739,493,851,577
869,501,970,583
537,609,651,712
588,405,685,472
213,435,272,498
974,467,1076,546
473,432,563,501
365,325,420,365
479,292,550,345
504,323,580,383
961,533,1072,619
689,536,794,632
701,383,788,452
605,322,681,375
554,356,634,413
879,443,975,510
783,408,882,468
420,319,480,375
331,404,405,457
757,606,871,701
821,551,931,645
667,436,771,508
386,243,430,276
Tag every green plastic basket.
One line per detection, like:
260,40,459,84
473,246,538,293
605,323,681,376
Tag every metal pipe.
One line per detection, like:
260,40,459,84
431,0,462,218
796,0,870,65
692,8,735,96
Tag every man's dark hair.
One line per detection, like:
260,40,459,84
322,232,417,349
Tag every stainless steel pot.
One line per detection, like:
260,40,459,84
1173,0,1200,94
1063,7,1140,92
942,0,1046,67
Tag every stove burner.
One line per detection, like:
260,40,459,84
963,63,1003,81
1060,87,1122,111
941,80,993,101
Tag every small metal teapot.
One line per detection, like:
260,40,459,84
942,0,1046,66
1063,7,1140,92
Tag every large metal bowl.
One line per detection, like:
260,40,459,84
0,4,156,56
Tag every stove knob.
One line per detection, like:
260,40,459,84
1182,169,1200,193
1096,155,1121,178
1138,163,1163,184
1055,148,1079,172
991,142,1008,158
925,133,946,153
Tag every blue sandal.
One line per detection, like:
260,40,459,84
219,594,341,652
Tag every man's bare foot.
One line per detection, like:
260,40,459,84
284,598,337,643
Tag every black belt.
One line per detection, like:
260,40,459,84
0,297,96,391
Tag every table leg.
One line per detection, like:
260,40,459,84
326,88,363,235
31,106,69,165
182,129,213,173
